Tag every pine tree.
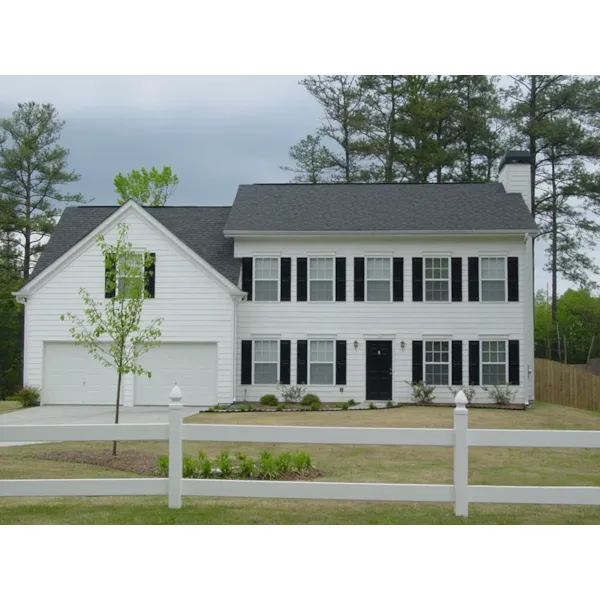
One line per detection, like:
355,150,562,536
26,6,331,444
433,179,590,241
280,135,335,183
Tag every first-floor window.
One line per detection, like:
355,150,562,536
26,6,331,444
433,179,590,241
254,340,278,384
309,340,334,384
424,340,449,385
481,340,507,385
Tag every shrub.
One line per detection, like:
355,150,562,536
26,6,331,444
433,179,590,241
259,394,279,407
448,386,476,404
368,402,376,409
6,385,41,408
310,398,321,411
198,456,214,479
182,456,198,478
259,451,279,480
482,384,516,405
238,456,256,479
301,393,320,406
277,383,306,404
406,380,436,404
276,452,293,473
156,455,169,477
341,402,349,410
348,399,357,407
292,451,312,473
217,451,233,478
386,401,394,408
275,405,283,411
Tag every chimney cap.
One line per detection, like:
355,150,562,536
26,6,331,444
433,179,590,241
499,150,532,171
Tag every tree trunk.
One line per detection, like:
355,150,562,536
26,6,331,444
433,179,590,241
550,147,558,324
112,370,122,456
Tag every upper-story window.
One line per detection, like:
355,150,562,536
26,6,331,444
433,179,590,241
117,252,144,298
480,257,506,302
309,257,334,301
424,257,449,301
254,257,279,302
366,257,391,301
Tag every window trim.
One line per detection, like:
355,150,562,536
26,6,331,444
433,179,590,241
116,249,145,299
423,256,451,303
364,256,392,303
253,256,280,303
308,256,336,303
252,339,280,385
479,256,507,303
308,338,336,385
423,339,451,386
480,339,509,386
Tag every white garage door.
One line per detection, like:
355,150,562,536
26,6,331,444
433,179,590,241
135,343,217,406
43,342,116,405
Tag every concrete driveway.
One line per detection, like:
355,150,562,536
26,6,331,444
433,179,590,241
0,405,201,447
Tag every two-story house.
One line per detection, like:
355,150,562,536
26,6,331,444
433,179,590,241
14,150,538,407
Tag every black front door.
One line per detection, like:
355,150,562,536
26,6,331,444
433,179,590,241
366,341,393,401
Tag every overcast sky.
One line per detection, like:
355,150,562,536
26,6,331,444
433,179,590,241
0,75,581,293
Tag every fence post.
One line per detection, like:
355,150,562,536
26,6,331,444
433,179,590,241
453,390,469,517
168,384,183,509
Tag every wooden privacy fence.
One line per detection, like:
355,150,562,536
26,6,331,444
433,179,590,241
536,358,600,411
2,386,600,517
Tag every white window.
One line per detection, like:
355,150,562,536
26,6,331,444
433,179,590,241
481,340,507,385
424,341,450,385
117,252,144,298
309,340,334,384
366,257,391,301
254,340,279,384
254,257,279,302
424,257,449,301
480,257,506,302
309,257,334,302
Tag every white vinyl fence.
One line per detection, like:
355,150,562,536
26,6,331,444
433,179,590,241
2,387,600,517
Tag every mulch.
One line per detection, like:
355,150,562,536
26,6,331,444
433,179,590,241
37,449,324,481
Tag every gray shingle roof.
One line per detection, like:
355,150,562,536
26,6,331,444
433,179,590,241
31,205,240,285
223,183,538,233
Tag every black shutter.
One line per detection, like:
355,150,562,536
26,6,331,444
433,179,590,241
241,258,253,301
354,258,364,302
336,258,346,302
105,252,116,298
412,258,423,302
468,257,479,302
393,258,404,302
451,340,463,386
297,258,307,302
508,340,520,385
412,340,423,383
280,340,291,384
335,340,347,385
145,252,156,298
241,340,252,385
451,257,462,302
469,341,480,385
281,258,291,302
297,340,308,384
507,257,519,302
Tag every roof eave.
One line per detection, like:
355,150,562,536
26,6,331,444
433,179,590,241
224,228,539,238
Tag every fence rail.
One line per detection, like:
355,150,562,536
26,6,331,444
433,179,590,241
536,358,600,411
1,385,600,517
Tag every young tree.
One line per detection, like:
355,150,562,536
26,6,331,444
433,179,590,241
0,102,84,282
61,223,163,455
114,166,179,206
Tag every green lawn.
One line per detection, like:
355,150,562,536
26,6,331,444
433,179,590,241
0,401,21,414
1,402,600,524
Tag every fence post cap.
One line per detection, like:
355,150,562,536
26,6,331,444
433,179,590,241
454,390,468,408
169,384,183,402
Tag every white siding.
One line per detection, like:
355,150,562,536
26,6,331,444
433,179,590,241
25,210,235,406
234,235,531,405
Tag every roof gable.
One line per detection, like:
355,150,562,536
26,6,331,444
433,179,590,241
26,203,240,292
223,182,538,234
